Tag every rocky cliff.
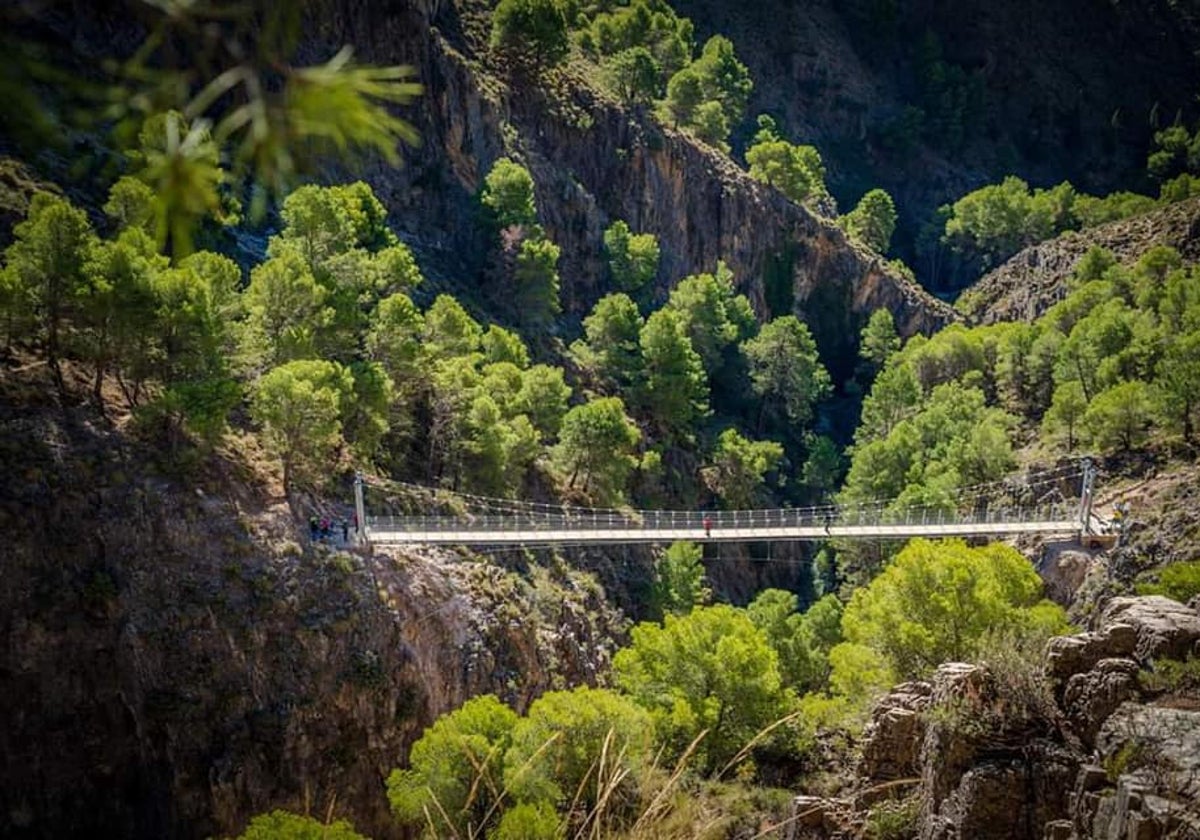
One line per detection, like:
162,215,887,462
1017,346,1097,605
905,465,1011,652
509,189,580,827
958,197,1200,325
0,360,625,839
306,0,956,379
787,595,1200,840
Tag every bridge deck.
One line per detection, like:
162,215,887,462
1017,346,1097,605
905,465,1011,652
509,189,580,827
367,520,1080,546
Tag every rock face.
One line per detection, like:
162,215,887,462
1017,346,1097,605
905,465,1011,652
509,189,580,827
883,596,1200,840
917,664,1077,840
314,2,955,383
958,197,1200,325
859,681,932,782
0,367,624,840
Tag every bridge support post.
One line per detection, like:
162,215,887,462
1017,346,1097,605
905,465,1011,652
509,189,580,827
1079,457,1096,535
354,471,367,544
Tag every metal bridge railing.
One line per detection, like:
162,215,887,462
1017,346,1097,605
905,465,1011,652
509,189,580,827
365,501,1078,536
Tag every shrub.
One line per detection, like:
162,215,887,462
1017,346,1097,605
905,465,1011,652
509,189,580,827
1136,560,1200,604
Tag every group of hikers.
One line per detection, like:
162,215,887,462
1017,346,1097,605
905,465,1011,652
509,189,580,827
309,514,355,544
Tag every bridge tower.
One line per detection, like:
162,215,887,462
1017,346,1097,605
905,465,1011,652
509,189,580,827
1078,457,1097,535
354,471,367,544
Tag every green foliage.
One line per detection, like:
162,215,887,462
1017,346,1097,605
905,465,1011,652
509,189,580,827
842,189,897,254
843,381,1015,509
603,220,660,293
1156,332,1200,442
1138,655,1200,695
801,434,844,495
514,235,562,322
503,687,653,818
834,539,1068,686
491,801,564,840
229,810,368,840
1147,122,1200,182
665,261,755,376
613,604,790,774
745,121,827,206
1041,380,1088,451
701,428,783,509
518,364,572,438
2,191,95,370
864,796,919,840
742,315,832,430
747,590,843,694
602,47,661,104
859,308,901,371
638,307,710,440
1136,560,1200,604
239,251,333,370
1083,380,1156,452
573,292,644,390
251,359,352,493
387,694,518,838
552,396,641,503
482,158,539,229
423,294,483,360
655,541,710,615
662,35,751,148
491,0,571,66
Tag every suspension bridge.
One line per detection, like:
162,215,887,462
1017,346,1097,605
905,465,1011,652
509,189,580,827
354,461,1104,547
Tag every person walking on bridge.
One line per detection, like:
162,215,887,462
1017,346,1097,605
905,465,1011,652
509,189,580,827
703,514,713,538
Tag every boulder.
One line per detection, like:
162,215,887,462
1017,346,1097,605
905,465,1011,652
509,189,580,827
1097,596,1200,663
1060,657,1141,749
1044,624,1137,688
860,681,932,781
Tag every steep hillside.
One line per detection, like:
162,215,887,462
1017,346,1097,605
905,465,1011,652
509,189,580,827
675,0,1200,282
318,0,955,373
0,359,625,839
957,197,1200,324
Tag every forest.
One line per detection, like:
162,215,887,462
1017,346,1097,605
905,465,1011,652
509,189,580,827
2,0,1200,838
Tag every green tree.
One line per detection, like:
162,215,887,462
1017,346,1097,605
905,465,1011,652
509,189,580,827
552,396,641,502
639,307,710,439
613,604,790,774
239,251,332,370
103,176,159,237
387,694,519,839
842,188,897,254
655,541,710,615
482,324,531,367
688,35,752,129
230,810,368,840
2,192,95,382
701,428,783,508
742,315,832,430
602,47,661,104
482,158,539,229
491,0,571,66
491,802,563,840
666,261,757,377
514,236,562,322
1156,332,1200,442
745,122,827,205
366,293,424,384
423,294,483,360
664,67,704,127
251,360,352,494
503,688,653,821
343,361,394,461
574,292,644,390
1083,380,1156,452
746,590,843,693
603,220,660,294
801,433,844,495
833,539,1068,688
1041,380,1088,451
859,308,901,371
517,364,571,438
